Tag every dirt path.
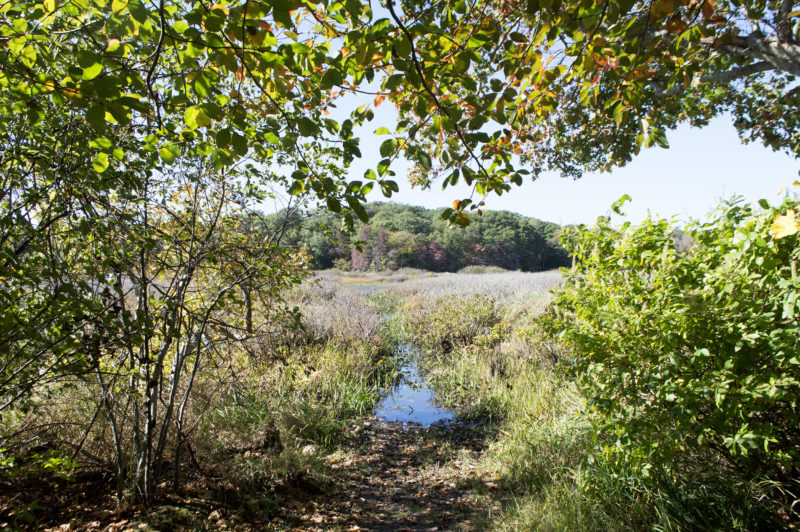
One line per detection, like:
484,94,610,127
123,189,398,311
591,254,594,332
3,420,503,531
273,421,502,531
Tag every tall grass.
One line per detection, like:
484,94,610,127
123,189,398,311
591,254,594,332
387,270,562,302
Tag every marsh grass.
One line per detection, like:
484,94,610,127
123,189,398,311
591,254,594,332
387,270,562,302
2,269,785,530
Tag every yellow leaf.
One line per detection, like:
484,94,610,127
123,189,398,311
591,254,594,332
770,210,800,239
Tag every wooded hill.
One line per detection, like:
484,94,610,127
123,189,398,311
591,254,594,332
264,203,570,272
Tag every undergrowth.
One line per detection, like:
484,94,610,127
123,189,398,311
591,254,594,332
0,278,398,529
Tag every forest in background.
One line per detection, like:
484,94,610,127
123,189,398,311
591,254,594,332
262,203,570,272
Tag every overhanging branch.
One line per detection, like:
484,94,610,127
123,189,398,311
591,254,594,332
650,60,775,97
721,33,800,77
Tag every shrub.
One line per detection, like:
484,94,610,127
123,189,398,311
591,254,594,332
456,265,509,274
547,197,800,515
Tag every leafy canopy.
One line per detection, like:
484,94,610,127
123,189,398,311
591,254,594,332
3,0,797,226
381,0,799,223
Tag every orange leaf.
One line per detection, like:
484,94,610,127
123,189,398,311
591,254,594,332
666,15,687,33
452,199,462,210
701,0,714,20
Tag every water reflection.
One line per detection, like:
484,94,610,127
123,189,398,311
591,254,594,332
374,344,455,426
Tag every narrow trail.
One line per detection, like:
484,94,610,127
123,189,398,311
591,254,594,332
275,420,502,531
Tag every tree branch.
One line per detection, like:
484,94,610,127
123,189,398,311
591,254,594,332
650,60,775,97
777,0,798,41
720,33,800,77
384,0,492,183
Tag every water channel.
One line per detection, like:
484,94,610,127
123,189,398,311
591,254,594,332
374,343,455,426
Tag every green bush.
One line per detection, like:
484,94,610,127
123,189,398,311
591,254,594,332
547,198,800,514
456,265,510,274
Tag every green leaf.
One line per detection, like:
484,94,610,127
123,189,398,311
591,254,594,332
93,152,110,173
86,105,106,129
395,36,412,58
297,117,319,136
216,128,231,148
172,20,190,33
326,197,342,213
347,196,369,222
271,3,293,27
159,144,179,164
89,137,113,149
231,132,248,156
321,68,343,89
323,119,340,134
611,194,632,215
82,62,103,81
649,128,669,149
288,180,304,195
384,74,404,91
379,138,395,157
418,151,432,170
453,53,471,74
374,127,391,135
461,77,477,91
184,106,211,129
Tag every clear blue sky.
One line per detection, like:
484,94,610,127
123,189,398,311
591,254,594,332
267,91,799,227
354,111,799,226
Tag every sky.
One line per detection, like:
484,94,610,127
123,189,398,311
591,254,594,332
357,113,799,226
265,95,799,228
261,3,799,228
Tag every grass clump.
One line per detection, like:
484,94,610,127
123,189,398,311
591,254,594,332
457,265,510,274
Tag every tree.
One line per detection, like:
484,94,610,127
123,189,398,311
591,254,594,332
374,226,390,268
546,198,800,513
350,226,372,270
0,0,394,502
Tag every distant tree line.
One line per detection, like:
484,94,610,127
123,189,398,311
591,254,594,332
262,203,570,272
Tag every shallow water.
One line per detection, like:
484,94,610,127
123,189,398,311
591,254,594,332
374,344,455,426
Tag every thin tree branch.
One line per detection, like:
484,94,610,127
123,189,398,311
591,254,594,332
650,60,775,97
